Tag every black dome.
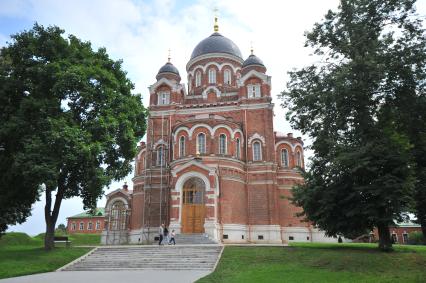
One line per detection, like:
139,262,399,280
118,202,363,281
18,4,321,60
191,32,242,60
242,54,265,68
158,62,180,76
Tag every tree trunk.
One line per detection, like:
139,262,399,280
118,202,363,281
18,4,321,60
420,219,426,244
377,223,393,251
44,183,65,251
44,219,55,251
44,187,54,250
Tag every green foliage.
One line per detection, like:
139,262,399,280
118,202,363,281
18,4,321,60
408,231,425,245
280,0,425,250
0,244,90,279
0,232,41,247
55,223,66,234
0,23,147,242
198,244,426,283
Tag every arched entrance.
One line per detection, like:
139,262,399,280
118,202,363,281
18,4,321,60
181,177,205,233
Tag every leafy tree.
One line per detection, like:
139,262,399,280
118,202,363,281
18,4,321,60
56,223,67,234
0,24,146,250
281,0,425,251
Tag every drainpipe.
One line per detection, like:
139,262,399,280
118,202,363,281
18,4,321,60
244,109,251,243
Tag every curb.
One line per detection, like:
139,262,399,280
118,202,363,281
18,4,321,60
56,247,98,272
212,245,224,272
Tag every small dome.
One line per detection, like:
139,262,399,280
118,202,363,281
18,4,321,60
158,62,180,76
191,32,242,60
242,54,265,68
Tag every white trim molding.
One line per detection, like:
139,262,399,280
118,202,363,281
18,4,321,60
238,69,271,87
248,133,266,147
149,77,179,94
152,138,168,149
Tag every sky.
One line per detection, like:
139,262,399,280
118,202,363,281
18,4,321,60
2,0,425,235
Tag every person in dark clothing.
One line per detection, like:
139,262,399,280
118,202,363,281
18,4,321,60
163,225,169,243
159,224,164,245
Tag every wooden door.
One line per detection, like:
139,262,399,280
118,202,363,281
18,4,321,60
181,178,205,233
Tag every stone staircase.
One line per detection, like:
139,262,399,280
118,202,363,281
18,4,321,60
61,245,222,271
174,233,217,245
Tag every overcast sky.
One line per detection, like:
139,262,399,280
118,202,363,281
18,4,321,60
2,0,425,235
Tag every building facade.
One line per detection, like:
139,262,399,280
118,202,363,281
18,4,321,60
102,21,334,245
371,222,423,245
67,208,105,234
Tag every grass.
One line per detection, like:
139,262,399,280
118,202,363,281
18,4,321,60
198,243,426,283
0,232,94,279
34,232,101,246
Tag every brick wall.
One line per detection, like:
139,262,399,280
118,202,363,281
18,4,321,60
67,217,105,234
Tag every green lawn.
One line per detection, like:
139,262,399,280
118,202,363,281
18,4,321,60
198,243,426,283
0,233,93,279
34,232,102,246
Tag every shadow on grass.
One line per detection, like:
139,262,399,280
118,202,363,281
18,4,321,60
289,242,426,253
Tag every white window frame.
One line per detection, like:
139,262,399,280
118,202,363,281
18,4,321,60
247,84,261,98
253,141,262,161
156,146,165,166
157,91,170,105
236,138,241,159
281,149,289,167
391,232,398,243
219,134,227,155
88,222,93,230
195,71,202,87
208,68,216,84
296,151,302,167
96,221,100,230
71,222,76,231
79,222,84,231
402,232,408,243
224,69,232,85
179,136,185,158
197,133,206,154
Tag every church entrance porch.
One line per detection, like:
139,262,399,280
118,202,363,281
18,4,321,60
181,177,205,233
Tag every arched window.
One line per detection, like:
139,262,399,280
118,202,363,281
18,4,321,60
224,69,231,85
296,151,302,167
156,146,165,166
71,222,76,230
79,222,84,230
253,141,262,161
88,222,93,230
208,68,216,84
281,149,289,167
195,71,201,87
236,138,241,159
179,136,185,158
197,133,206,154
219,134,227,155
110,200,128,231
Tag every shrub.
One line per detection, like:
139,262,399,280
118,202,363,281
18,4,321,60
407,232,425,245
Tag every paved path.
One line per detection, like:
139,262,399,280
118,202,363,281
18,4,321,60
0,270,211,283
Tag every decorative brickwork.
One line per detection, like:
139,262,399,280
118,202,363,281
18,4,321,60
102,26,335,245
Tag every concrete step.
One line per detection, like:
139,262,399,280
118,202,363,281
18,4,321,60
61,245,223,271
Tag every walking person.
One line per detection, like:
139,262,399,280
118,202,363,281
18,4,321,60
158,223,164,245
163,225,169,244
169,229,176,245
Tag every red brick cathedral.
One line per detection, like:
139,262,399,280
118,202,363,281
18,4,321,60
102,21,333,245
